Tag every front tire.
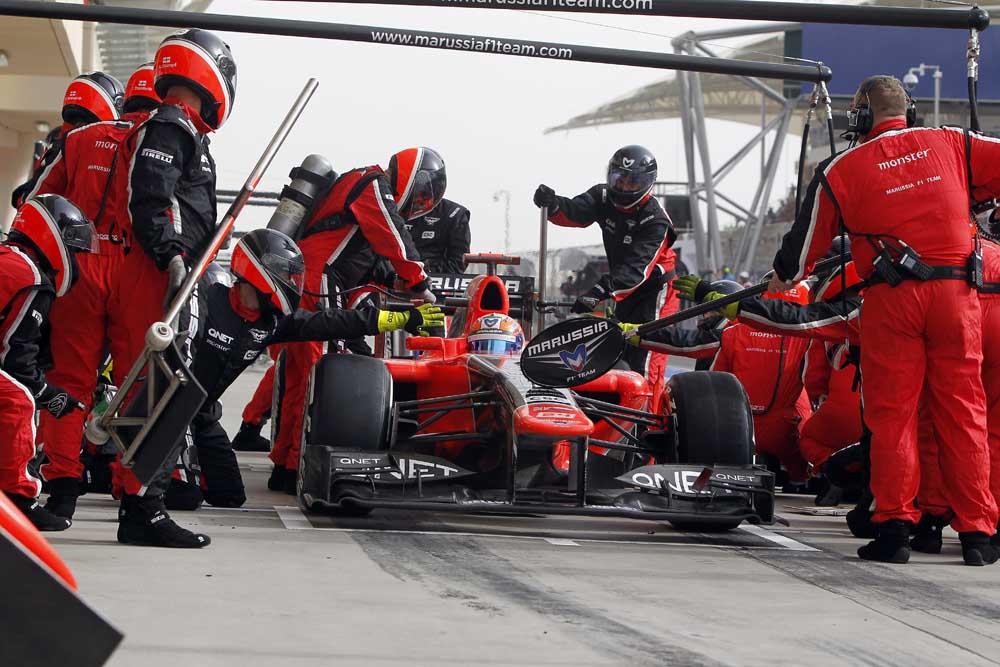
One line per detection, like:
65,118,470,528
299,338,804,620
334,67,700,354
666,371,754,532
298,354,392,516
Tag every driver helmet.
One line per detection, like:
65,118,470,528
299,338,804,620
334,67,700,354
468,314,524,356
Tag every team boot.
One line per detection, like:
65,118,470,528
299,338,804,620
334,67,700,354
959,531,1000,566
268,464,295,492
4,491,70,531
858,519,911,564
117,495,210,548
991,521,1000,547
846,507,877,539
231,421,270,452
44,477,81,520
909,513,949,554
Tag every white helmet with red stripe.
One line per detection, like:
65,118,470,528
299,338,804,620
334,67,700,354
230,229,304,317
62,72,124,125
154,29,237,130
124,62,161,114
385,147,447,221
9,195,97,297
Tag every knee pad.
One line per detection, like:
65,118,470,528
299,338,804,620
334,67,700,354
164,478,204,511
204,490,247,508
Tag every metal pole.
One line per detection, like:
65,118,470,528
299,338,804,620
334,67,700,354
740,103,794,273
0,0,833,82
933,69,942,127
163,78,319,327
712,113,785,184
689,62,724,271
537,206,549,333
761,94,767,179
675,57,709,274
266,0,991,31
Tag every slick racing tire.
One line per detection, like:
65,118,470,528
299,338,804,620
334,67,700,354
299,354,391,517
306,353,392,451
668,371,753,466
666,371,754,533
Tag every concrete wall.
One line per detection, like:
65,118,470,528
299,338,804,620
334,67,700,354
0,129,48,232
0,8,93,232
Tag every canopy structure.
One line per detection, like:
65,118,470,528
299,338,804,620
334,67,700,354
547,22,808,275
546,29,799,133
546,2,999,274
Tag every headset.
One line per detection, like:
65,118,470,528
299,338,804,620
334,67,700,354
846,77,918,139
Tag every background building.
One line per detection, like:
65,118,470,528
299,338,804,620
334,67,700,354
0,0,211,232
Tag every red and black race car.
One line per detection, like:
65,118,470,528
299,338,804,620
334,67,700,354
297,256,774,531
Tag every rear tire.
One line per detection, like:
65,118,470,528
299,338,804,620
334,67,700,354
666,371,754,532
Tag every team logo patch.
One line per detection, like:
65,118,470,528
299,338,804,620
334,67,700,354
249,328,269,343
559,344,588,372
47,394,67,415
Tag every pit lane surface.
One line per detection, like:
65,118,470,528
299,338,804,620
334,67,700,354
52,369,1000,667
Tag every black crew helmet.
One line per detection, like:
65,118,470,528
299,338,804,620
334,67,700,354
229,229,305,316
607,145,657,209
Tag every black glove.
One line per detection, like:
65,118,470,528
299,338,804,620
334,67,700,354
163,254,188,314
572,284,608,315
35,383,85,419
534,184,558,211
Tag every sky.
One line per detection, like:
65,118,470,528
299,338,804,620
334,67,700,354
205,0,836,253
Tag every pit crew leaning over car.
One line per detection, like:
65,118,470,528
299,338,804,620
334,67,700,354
533,145,679,383
260,147,443,495
120,229,442,540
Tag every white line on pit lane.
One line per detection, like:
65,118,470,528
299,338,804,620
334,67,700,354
275,505,313,529
274,506,812,552
739,524,818,552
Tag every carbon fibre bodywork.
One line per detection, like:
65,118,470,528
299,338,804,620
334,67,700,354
298,269,773,528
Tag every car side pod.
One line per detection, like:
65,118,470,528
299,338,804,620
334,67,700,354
0,494,123,666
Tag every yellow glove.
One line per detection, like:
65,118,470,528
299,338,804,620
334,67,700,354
671,274,706,302
409,303,445,335
618,322,642,347
377,309,410,334
378,304,445,336
704,291,739,320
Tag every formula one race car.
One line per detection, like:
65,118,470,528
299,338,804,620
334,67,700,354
297,256,774,531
